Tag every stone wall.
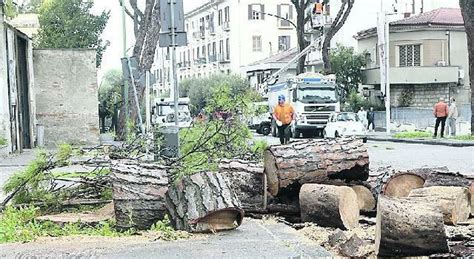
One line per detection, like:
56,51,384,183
390,84,450,108
34,49,99,147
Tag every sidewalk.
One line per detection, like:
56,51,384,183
367,131,474,147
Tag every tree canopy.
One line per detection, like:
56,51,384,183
35,0,109,67
329,44,367,102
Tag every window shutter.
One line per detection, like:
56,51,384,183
261,4,265,20
277,4,281,17
289,5,293,20
248,5,253,20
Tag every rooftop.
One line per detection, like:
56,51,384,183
248,48,298,66
355,8,464,40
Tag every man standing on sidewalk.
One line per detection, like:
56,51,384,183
273,95,295,145
433,97,449,138
448,98,459,136
367,107,375,132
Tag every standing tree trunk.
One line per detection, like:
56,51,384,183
460,0,474,135
376,195,449,257
116,0,161,139
165,171,244,233
291,0,311,75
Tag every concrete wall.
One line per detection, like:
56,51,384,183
34,49,99,147
0,17,11,154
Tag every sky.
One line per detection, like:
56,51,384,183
93,0,208,82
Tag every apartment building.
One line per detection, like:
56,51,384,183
151,0,297,96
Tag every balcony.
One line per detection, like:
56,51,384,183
363,66,460,85
218,54,230,64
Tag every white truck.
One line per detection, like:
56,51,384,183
247,100,272,135
268,72,340,138
152,97,192,128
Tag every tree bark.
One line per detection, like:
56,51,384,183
375,195,449,257
299,184,359,229
459,0,473,135
408,186,471,225
165,171,244,233
218,159,265,210
264,138,369,197
110,160,169,230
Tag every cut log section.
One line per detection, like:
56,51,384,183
372,167,472,200
351,185,376,212
299,184,359,230
218,159,265,210
111,160,169,230
376,195,449,257
408,186,471,225
264,138,369,197
165,171,244,233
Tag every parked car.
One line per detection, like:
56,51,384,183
323,112,367,142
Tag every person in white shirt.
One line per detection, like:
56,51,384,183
448,98,459,136
357,107,368,129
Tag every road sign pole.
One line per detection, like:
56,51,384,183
170,0,179,128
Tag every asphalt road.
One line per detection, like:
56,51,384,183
0,219,330,258
254,133,474,176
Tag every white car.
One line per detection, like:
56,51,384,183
323,112,367,142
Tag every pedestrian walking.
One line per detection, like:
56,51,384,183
367,107,375,131
273,95,295,145
448,98,459,136
433,97,449,138
357,107,368,128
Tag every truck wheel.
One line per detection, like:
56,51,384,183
261,124,271,136
335,131,341,138
256,127,262,134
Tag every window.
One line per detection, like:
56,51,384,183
218,9,223,26
207,43,211,61
219,40,224,56
212,42,216,61
252,36,262,52
278,36,290,51
224,6,230,22
201,45,206,62
248,4,265,20
277,4,293,27
398,44,421,67
226,38,230,60
209,13,215,33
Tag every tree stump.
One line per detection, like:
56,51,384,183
375,195,449,257
165,171,244,233
299,184,359,230
218,159,265,210
264,138,369,197
408,186,471,225
111,160,169,230
351,185,376,212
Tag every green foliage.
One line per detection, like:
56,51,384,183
18,0,44,13
397,87,415,107
179,74,251,116
0,136,7,146
450,135,474,141
330,44,367,102
393,131,432,139
176,81,259,179
56,143,73,166
3,0,19,19
250,140,268,157
150,215,190,241
345,89,384,112
35,0,110,67
99,69,123,119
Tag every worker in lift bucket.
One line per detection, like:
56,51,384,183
312,0,325,29
273,95,295,145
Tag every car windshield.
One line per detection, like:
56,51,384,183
297,85,338,104
336,113,359,122
158,105,189,116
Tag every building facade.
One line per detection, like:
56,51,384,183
151,0,298,96
356,8,470,109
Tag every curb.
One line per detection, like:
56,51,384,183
366,137,474,147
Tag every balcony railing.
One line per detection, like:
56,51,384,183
223,21,230,31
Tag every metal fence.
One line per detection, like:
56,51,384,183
373,104,471,129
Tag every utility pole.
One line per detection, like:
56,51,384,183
378,0,391,135
170,0,179,127
120,0,129,134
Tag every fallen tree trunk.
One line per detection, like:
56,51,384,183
408,186,471,225
111,160,169,230
264,138,369,197
299,184,359,230
372,167,472,200
376,195,449,257
218,159,265,210
165,171,244,233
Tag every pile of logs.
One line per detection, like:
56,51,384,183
110,137,473,257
